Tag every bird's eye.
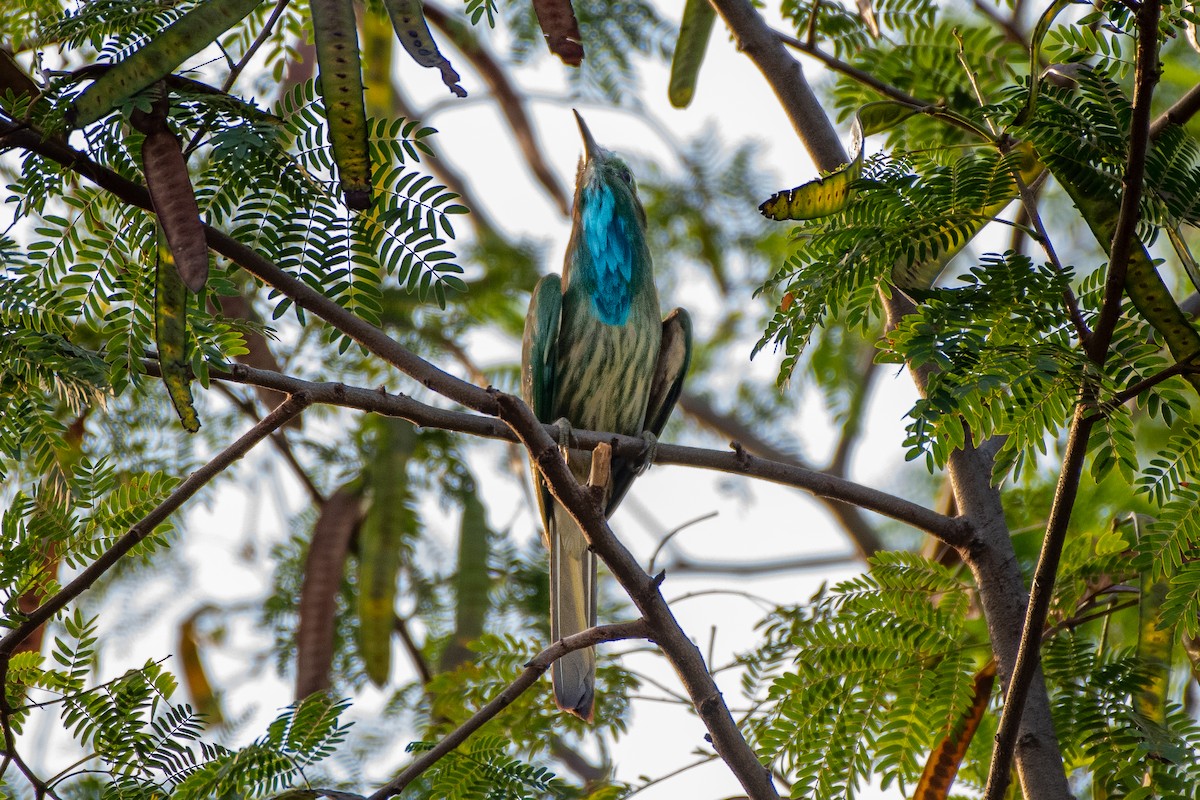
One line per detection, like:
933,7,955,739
618,167,632,184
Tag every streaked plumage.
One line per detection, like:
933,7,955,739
521,112,692,719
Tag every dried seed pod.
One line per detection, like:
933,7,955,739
532,0,584,66
132,96,210,292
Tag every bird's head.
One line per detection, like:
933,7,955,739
571,110,647,230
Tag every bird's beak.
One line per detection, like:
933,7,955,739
573,109,602,162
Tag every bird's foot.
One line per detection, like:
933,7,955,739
635,431,658,476
553,418,573,457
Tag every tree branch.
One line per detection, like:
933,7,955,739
366,620,651,800
1085,0,1160,362
679,393,887,556
985,4,1162,795
1149,81,1200,139
0,394,311,659
174,361,968,545
696,2,1072,794
493,392,780,800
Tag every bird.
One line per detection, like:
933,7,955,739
521,111,692,720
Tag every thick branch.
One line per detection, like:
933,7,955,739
366,620,650,800
494,393,779,800
708,0,847,169
695,2,1071,794
982,406,1094,800
0,394,311,659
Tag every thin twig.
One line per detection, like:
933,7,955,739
647,511,720,573
212,381,325,505
393,615,435,686
222,0,290,93
366,620,651,800
1008,162,1090,342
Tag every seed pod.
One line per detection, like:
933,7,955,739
154,228,201,433
69,0,263,128
131,96,209,292
531,0,584,66
381,0,467,97
357,418,418,687
667,0,716,109
296,484,363,699
310,0,372,209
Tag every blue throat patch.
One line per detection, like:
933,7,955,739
581,183,633,325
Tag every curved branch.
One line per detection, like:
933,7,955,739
366,620,651,800
679,393,887,557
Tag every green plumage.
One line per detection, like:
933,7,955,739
521,112,691,719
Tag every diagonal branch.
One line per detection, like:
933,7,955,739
984,2,1163,796
366,620,650,800
679,393,886,557
0,394,311,660
493,392,780,800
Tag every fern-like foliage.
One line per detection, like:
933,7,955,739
782,0,937,61
1044,633,1200,796
752,552,980,798
882,251,1085,479
405,735,570,800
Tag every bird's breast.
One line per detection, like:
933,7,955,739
554,297,662,438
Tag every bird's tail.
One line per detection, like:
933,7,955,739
550,504,597,720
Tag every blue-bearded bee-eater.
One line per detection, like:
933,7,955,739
521,111,692,719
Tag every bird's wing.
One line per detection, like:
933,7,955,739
607,307,693,515
521,273,563,546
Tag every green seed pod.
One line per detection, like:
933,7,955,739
69,0,263,128
381,0,466,97
154,229,201,433
311,0,372,210
357,418,417,686
668,0,716,109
